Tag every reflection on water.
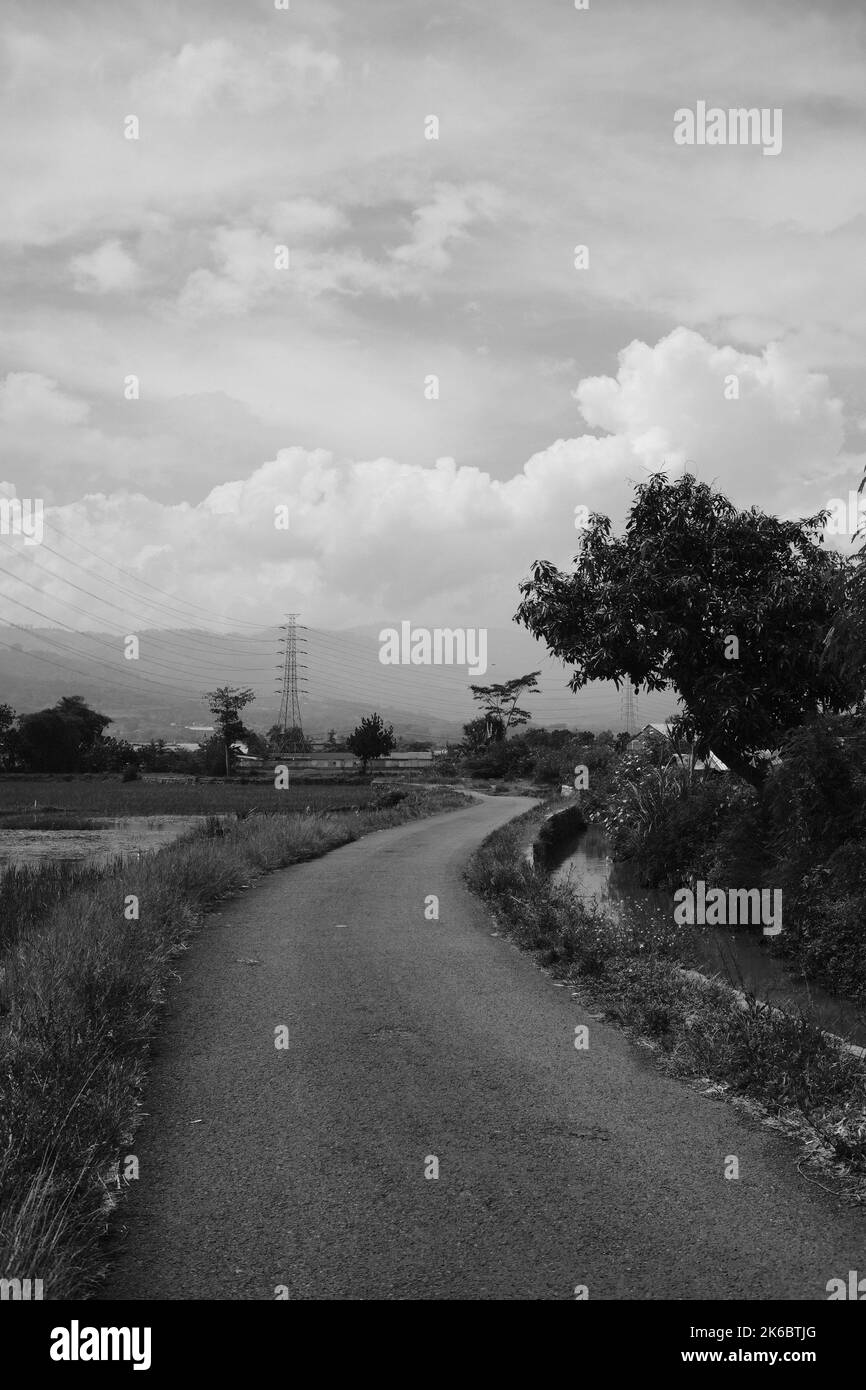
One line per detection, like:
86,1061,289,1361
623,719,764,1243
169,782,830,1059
0,816,204,874
552,822,866,1048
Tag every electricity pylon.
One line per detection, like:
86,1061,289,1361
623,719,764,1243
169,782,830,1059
621,681,639,737
274,614,308,755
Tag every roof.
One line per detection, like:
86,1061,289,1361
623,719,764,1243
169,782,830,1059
667,750,729,773
631,723,730,772
629,722,675,741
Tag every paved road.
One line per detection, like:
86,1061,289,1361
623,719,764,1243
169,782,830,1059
103,794,863,1300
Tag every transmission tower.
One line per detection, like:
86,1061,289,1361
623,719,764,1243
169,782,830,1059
621,681,639,737
274,614,308,755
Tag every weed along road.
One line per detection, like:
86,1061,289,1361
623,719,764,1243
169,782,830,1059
103,794,863,1301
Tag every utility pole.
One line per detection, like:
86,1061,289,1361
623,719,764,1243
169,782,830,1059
274,614,308,757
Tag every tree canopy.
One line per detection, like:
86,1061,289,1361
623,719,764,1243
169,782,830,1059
469,671,541,742
14,695,112,773
346,712,395,772
515,473,860,785
205,685,256,777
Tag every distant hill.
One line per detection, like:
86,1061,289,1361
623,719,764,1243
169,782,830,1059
0,622,677,743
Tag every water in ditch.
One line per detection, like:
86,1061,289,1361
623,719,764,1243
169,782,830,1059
551,822,866,1048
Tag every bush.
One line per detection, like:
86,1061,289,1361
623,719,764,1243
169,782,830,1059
532,751,566,785
759,715,866,998
371,789,407,810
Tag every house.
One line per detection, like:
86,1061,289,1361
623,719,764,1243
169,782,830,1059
273,750,435,775
628,722,728,773
629,722,676,749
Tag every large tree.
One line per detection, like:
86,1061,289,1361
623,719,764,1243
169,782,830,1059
14,696,112,773
54,695,111,751
346,712,395,773
515,473,859,787
468,671,541,742
205,686,256,777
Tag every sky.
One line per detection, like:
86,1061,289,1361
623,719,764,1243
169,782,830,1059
1,0,865,638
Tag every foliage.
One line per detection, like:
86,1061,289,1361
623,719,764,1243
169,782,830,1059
461,716,491,754
205,685,256,776
456,724,618,788
346,711,395,771
516,473,860,786
758,714,866,998
11,696,112,774
265,723,311,755
0,703,15,770
468,671,540,742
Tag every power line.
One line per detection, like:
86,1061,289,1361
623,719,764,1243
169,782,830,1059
0,535,275,655
0,561,276,682
43,519,274,631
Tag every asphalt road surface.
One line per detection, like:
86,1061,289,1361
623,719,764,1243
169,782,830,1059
103,793,864,1300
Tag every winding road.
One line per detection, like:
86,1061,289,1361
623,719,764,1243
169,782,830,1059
103,793,864,1300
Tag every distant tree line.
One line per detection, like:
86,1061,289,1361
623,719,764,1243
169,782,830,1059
0,690,418,778
0,696,139,775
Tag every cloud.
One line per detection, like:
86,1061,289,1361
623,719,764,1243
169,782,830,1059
390,183,502,274
69,239,140,294
265,198,348,242
176,182,503,316
132,37,340,116
575,329,845,498
5,330,853,630
0,373,90,425
2,0,863,506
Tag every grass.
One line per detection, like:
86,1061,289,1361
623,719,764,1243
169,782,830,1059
0,785,470,1297
466,808,866,1184
0,777,379,818
0,815,105,831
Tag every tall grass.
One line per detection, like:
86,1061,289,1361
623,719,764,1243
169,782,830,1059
0,788,468,1297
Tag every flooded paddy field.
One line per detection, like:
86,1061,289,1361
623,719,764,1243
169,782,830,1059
0,778,383,876
0,816,205,874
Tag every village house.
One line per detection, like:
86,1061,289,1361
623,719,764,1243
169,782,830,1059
628,722,729,773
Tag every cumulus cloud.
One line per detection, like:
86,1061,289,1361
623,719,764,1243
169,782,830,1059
575,329,845,503
69,239,140,294
5,330,853,630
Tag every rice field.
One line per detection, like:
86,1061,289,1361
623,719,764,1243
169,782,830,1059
0,777,376,819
